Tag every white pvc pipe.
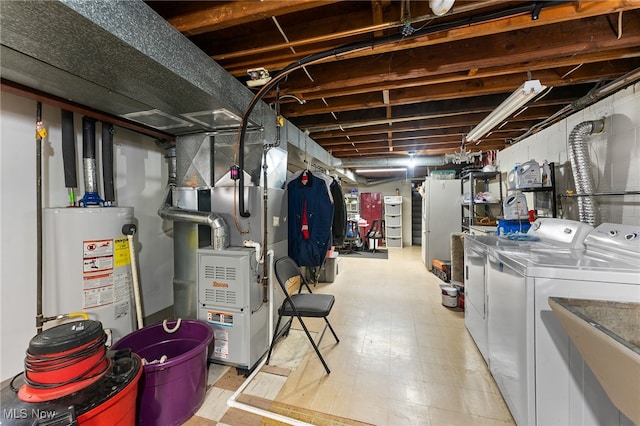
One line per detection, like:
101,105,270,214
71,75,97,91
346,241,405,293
243,240,263,263
226,250,312,426
267,250,274,345
226,356,313,426
127,234,144,329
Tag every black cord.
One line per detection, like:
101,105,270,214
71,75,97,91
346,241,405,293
22,333,110,390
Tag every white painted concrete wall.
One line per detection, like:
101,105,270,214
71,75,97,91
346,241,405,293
0,93,173,381
497,82,639,225
344,179,414,245
1,82,637,381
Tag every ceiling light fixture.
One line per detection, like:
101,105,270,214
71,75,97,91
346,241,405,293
465,79,547,143
407,151,416,168
246,67,271,88
429,0,455,16
444,144,482,164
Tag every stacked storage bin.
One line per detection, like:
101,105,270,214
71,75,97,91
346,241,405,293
384,196,402,248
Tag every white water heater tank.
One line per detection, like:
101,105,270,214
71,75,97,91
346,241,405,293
43,207,136,342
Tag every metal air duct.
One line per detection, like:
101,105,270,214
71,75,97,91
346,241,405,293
337,156,447,169
79,117,102,206
0,0,261,135
568,120,605,226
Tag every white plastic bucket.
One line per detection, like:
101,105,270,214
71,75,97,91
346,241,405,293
441,286,458,308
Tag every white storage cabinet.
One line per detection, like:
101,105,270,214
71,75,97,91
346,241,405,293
384,196,402,248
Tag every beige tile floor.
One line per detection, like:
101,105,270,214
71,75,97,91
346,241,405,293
189,246,515,425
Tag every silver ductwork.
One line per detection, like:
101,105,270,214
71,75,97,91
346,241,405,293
82,118,99,195
337,156,447,168
158,145,230,250
159,206,230,250
568,120,605,226
0,0,266,134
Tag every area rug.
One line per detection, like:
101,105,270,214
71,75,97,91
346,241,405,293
338,249,388,259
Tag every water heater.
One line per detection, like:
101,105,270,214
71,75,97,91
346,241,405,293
42,207,136,342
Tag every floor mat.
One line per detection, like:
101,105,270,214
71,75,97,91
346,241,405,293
338,249,388,259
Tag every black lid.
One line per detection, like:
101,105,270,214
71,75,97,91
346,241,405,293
28,320,104,355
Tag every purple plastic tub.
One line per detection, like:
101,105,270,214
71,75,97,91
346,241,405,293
113,319,213,426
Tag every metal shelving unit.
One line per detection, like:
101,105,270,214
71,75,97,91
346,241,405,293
345,193,359,221
461,170,503,231
507,162,557,218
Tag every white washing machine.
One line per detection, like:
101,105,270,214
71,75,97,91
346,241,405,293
464,218,594,367
487,223,640,425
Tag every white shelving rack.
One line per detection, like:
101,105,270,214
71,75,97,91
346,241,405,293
384,195,402,248
345,193,359,221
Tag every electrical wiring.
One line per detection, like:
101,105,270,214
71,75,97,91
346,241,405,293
231,1,569,221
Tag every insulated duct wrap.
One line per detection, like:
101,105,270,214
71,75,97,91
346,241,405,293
82,116,98,194
568,120,604,226
61,109,77,189
101,122,115,203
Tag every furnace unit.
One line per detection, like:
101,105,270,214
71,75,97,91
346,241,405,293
197,247,268,369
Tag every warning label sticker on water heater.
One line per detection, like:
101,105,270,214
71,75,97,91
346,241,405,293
113,238,131,268
83,284,114,309
84,240,113,258
82,239,117,309
83,239,114,273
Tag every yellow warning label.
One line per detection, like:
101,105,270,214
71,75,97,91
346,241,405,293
114,237,131,268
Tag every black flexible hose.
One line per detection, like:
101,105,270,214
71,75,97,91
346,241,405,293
236,1,566,216
61,109,78,189
102,122,115,203
22,333,109,389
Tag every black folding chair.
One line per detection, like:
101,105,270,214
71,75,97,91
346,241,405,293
266,256,340,374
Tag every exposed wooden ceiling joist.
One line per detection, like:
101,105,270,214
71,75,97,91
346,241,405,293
145,0,640,172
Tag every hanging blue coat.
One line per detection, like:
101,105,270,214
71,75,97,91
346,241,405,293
287,171,334,267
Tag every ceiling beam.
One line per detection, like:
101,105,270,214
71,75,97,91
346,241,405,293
165,1,342,35
218,1,640,75
277,15,640,99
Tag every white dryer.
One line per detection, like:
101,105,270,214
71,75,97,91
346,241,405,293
464,218,594,367
487,223,640,425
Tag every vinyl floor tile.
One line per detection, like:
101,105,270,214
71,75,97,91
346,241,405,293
192,246,513,426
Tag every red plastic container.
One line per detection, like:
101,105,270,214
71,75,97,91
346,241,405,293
1,349,143,426
77,357,142,425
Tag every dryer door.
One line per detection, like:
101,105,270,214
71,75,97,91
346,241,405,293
464,241,488,362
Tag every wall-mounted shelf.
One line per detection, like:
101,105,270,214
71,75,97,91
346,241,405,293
560,191,640,197
507,162,557,218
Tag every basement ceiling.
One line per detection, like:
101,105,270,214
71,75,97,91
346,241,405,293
146,0,640,174
1,1,639,181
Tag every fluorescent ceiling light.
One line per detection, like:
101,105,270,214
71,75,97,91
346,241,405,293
465,79,547,143
355,168,407,173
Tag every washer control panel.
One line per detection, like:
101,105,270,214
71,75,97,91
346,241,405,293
585,223,640,258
